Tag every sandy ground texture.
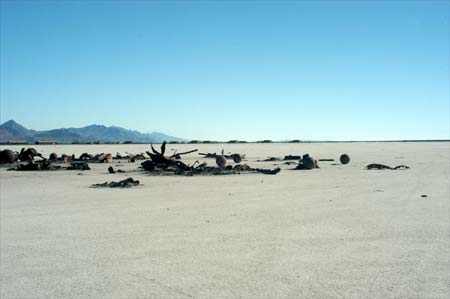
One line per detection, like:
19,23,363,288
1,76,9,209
1,142,449,299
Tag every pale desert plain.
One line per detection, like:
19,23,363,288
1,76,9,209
0,142,449,299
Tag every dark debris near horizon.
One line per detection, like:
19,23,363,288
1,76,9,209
1,144,411,190
140,142,280,176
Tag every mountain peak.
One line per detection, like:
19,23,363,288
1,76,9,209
0,120,34,141
0,120,186,143
1,119,26,129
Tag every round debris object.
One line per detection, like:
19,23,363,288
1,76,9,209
232,154,242,163
0,149,16,163
216,155,227,167
340,154,350,164
49,153,58,160
303,156,316,170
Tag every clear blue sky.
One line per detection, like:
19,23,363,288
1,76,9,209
1,1,449,141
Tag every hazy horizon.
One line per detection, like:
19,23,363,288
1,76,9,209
1,1,449,141
1,118,449,143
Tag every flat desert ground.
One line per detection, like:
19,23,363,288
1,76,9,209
1,142,449,299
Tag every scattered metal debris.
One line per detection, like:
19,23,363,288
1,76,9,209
79,153,93,160
284,155,301,160
10,160,61,171
77,152,113,163
114,152,147,162
108,166,125,173
199,152,245,163
4,144,404,179
18,148,43,162
141,143,280,176
365,164,410,170
258,155,302,162
258,157,282,162
67,161,91,170
96,153,112,163
90,177,140,188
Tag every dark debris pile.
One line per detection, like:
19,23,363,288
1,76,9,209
365,164,410,170
91,177,140,188
141,142,280,176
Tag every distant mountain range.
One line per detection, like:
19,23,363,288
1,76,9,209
0,120,187,143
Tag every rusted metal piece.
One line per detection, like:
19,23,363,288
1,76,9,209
18,147,42,162
143,141,198,170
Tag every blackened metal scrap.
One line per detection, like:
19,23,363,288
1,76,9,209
91,177,140,188
141,143,281,176
295,154,319,170
145,141,198,167
257,157,282,162
340,154,350,164
199,152,245,163
18,147,43,162
365,164,410,170
258,155,301,162
0,149,18,163
108,166,125,173
9,160,62,171
283,155,302,160
67,161,91,170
